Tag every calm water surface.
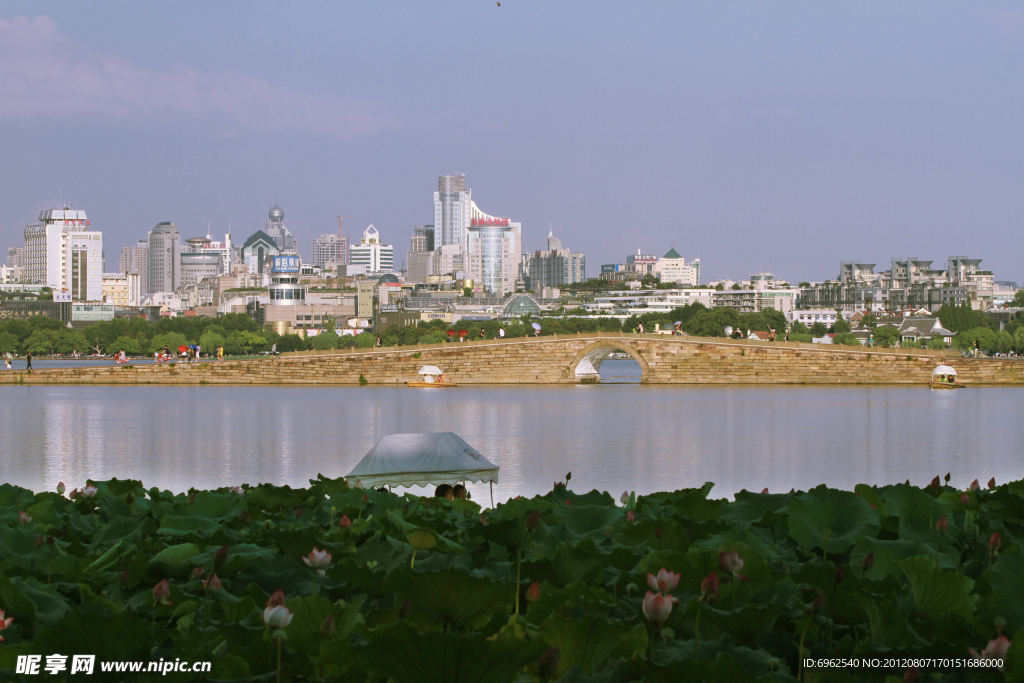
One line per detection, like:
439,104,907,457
1,360,1021,503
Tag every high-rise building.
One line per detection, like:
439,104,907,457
524,231,586,292
434,175,471,250
147,222,181,293
466,215,521,295
242,231,279,276
656,248,700,286
264,206,298,254
311,234,342,268
22,208,103,301
180,238,222,287
349,225,394,274
7,247,24,268
407,226,435,283
119,240,149,295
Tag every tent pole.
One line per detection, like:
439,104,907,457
490,481,494,508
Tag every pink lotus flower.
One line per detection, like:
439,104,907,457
191,567,205,579
303,548,332,576
0,609,12,641
80,484,98,498
526,582,541,603
620,491,629,505
989,532,1001,552
960,492,970,506
203,573,222,591
339,514,352,529
936,515,949,534
642,590,674,624
969,635,1011,670
153,579,172,605
719,550,744,575
646,568,680,594
230,486,245,495
760,488,768,494
700,572,719,601
351,478,362,488
263,604,294,630
626,510,635,524
57,482,65,495
18,511,31,523
266,589,286,608
969,479,980,491
479,515,487,525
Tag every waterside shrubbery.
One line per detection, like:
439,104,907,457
0,475,1022,682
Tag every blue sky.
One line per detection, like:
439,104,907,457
1,2,1021,283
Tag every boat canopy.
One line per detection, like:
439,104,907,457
346,432,499,489
418,366,443,375
932,365,957,376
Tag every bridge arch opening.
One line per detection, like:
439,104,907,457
570,341,650,384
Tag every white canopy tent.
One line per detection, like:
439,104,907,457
346,432,500,504
932,365,957,377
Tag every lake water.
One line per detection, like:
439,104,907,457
1,360,1020,504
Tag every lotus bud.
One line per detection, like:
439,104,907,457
36,535,44,548
479,515,487,525
564,499,570,506
642,591,673,624
930,475,940,490
295,507,303,518
263,604,293,631
214,544,230,569
936,515,949,534
125,493,134,504
538,647,560,679
18,511,31,523
970,479,980,491
526,581,541,603
302,548,332,577
187,493,195,504
626,510,635,524
988,477,996,489
57,481,65,495
905,479,910,485
565,471,571,483
647,567,681,593
525,510,541,532
266,589,286,608
361,494,368,504
231,486,245,495
968,635,1012,663
339,514,352,529
960,492,970,506
989,532,1001,552
153,579,171,604
620,491,629,505
903,666,920,683
121,568,130,583
239,510,251,524
834,565,845,583
192,567,205,579
316,613,336,639
719,550,744,575
203,574,222,591
944,472,951,483
789,488,795,493
862,552,875,573
0,609,14,642
810,594,826,614
353,478,362,488
700,572,719,601
398,597,411,620
654,526,663,540
761,488,768,494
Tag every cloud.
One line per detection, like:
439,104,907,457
0,16,392,138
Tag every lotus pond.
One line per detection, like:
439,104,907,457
0,475,1022,682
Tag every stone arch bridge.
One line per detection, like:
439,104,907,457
2,332,1023,386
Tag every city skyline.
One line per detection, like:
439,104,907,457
1,3,1022,284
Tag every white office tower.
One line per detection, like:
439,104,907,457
23,208,103,301
147,222,182,293
466,213,521,296
119,240,149,294
349,225,394,274
434,175,472,250
312,233,342,268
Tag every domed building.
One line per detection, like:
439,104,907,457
264,205,297,254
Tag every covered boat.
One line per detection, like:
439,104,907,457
407,365,456,387
931,365,964,389
346,432,499,504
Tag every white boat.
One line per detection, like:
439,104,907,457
407,365,457,387
931,365,964,389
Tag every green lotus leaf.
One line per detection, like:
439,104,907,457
235,554,318,598
188,543,278,574
524,581,617,629
982,542,1024,632
877,483,953,543
178,491,248,520
0,483,35,509
717,490,795,529
245,483,311,511
157,515,227,538
148,542,203,579
525,539,604,587
32,610,153,664
335,559,390,597
540,610,647,676
383,566,509,629
787,485,880,553
702,602,787,643
406,528,437,551
851,537,959,578
359,622,545,683
0,576,38,622
860,598,924,648
283,593,341,656
896,554,976,622
553,505,625,537
853,484,889,516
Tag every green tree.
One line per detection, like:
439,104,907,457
926,336,947,350
832,333,862,346
0,331,20,354
149,332,189,355
353,332,376,348
274,334,307,353
310,330,339,350
937,303,992,333
809,322,828,337
833,317,852,334
1013,289,1024,308
872,326,900,348
109,336,142,355
199,331,226,355
953,327,998,353
789,321,810,335
22,329,60,354
761,308,787,333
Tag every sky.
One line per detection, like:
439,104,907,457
1,2,1022,284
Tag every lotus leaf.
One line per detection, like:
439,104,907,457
897,555,976,622
877,483,953,543
787,485,880,554
982,542,1024,632
540,609,647,675
384,566,509,629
